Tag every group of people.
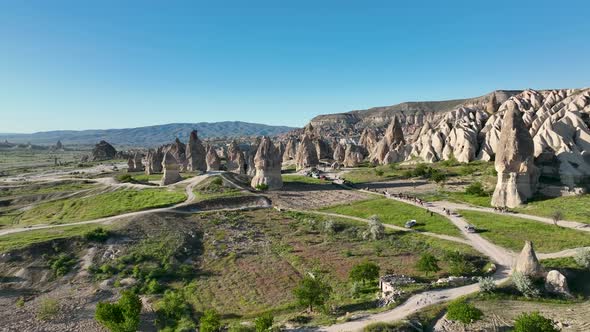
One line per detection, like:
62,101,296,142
384,190,426,206
493,206,510,213
441,207,452,216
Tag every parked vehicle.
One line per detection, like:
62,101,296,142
465,224,477,233
405,219,417,228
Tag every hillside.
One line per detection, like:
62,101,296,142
0,121,295,147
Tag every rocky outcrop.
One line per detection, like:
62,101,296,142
545,270,571,296
343,144,365,167
54,140,63,150
166,138,187,170
251,136,283,190
512,241,543,277
295,135,319,170
246,138,261,176
185,130,207,172
370,117,406,164
333,144,346,163
145,147,164,175
359,127,378,153
91,140,117,161
205,145,221,171
161,152,183,185
282,137,298,162
314,138,333,160
491,108,539,207
226,141,246,174
127,152,144,172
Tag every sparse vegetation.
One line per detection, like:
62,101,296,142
477,276,496,293
512,272,540,298
37,297,59,321
254,312,274,332
199,309,221,332
515,194,590,224
574,247,590,269
84,227,111,242
47,253,77,277
465,182,487,196
416,253,440,277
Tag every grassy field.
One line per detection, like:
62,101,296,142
459,210,590,252
0,180,96,198
282,174,331,185
418,191,493,208
320,197,462,237
0,223,115,252
515,195,590,224
193,176,248,201
4,188,186,227
342,160,496,186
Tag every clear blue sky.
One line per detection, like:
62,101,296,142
1,0,589,133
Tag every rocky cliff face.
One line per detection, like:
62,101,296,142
91,140,117,161
300,88,590,189
295,135,319,170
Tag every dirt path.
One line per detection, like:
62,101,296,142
439,201,590,233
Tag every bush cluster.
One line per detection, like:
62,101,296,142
465,182,487,197
84,227,111,242
446,299,483,324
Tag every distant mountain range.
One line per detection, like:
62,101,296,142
0,121,296,147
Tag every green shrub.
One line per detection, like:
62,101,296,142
574,247,590,269
375,169,384,176
156,290,194,331
445,251,476,276
446,299,483,324
254,312,274,331
116,174,134,183
200,309,221,332
95,291,142,332
228,324,255,332
37,297,59,321
47,253,77,277
255,183,269,191
477,276,496,293
431,170,448,185
211,177,223,186
465,182,487,196
84,227,111,242
143,278,163,294
513,311,558,332
512,272,540,298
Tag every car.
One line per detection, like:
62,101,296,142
405,220,417,228
465,224,477,233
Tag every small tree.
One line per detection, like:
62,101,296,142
512,272,540,298
551,210,563,227
477,276,496,293
95,291,142,332
431,170,448,188
293,274,332,312
574,247,590,269
513,311,558,332
200,309,221,332
363,215,385,241
465,182,487,196
254,312,274,332
416,253,440,277
349,262,380,286
446,299,483,324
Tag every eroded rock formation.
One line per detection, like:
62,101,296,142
333,143,346,163
205,145,221,171
491,108,539,208
127,152,144,172
343,144,365,167
167,138,187,170
359,127,378,153
282,137,298,162
295,135,319,170
91,140,117,161
161,152,183,185
185,130,207,172
251,136,283,190
370,117,406,164
512,241,543,277
226,141,246,174
545,270,571,296
145,147,164,175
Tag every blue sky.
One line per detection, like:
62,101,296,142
1,1,589,133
